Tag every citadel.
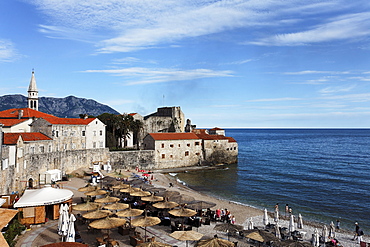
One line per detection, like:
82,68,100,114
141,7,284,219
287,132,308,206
0,72,238,195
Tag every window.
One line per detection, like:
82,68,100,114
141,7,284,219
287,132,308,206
195,142,200,146
40,146,45,153
187,143,190,147
93,131,97,136
178,144,181,147
82,131,86,136
48,145,52,152
161,154,166,159
30,147,35,154
185,151,189,156
93,142,96,148
196,152,200,156
99,141,103,147
161,143,165,148
170,155,173,158
100,130,103,136
55,131,59,137
170,144,174,148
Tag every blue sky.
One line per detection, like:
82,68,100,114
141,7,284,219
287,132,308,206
1,0,370,128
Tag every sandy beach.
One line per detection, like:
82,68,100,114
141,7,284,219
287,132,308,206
14,169,368,247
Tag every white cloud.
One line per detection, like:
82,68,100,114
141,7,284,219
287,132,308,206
284,70,351,75
82,67,234,85
251,12,370,46
0,39,18,62
318,85,356,94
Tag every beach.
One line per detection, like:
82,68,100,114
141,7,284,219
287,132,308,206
14,169,368,247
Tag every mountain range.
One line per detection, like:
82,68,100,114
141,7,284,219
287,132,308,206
0,94,120,118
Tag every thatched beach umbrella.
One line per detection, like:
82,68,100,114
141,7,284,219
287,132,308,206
103,202,129,211
169,207,197,218
196,237,235,247
120,186,141,194
243,229,279,245
78,185,97,192
85,189,108,196
170,194,195,205
187,200,216,211
153,198,179,209
73,201,100,211
131,212,161,241
112,183,130,189
82,210,112,220
214,223,243,240
89,216,126,230
157,190,180,198
138,241,172,247
95,195,120,204
170,230,203,247
116,207,144,218
130,190,151,197
141,194,164,202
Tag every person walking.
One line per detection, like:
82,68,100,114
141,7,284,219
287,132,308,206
353,222,360,241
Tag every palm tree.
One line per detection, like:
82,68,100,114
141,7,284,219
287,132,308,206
132,119,144,149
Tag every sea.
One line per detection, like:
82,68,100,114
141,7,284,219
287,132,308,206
176,129,370,233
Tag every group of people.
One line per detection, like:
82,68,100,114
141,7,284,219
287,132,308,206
214,208,236,224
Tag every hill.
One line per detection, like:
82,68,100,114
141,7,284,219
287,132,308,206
0,94,120,118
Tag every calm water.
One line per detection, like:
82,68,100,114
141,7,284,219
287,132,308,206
177,129,370,233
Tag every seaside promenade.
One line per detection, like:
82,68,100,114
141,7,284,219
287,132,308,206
14,171,368,247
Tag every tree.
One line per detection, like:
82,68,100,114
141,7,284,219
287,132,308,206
132,119,144,149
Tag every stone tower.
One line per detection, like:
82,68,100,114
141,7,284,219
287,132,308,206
28,70,38,111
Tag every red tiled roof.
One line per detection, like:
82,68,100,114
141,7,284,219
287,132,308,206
149,133,200,140
44,117,96,125
0,118,29,127
129,113,137,116
3,132,52,145
192,129,236,142
0,108,56,119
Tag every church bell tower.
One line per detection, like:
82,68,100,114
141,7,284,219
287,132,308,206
28,70,38,111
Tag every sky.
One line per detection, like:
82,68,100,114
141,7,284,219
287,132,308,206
1,0,370,128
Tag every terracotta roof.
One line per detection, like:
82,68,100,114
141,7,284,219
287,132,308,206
149,133,200,140
128,113,137,116
210,127,224,130
44,117,96,125
0,233,8,247
192,129,237,142
0,108,56,119
0,118,29,127
3,132,52,145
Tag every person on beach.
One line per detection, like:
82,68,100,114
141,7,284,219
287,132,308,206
336,219,340,230
231,215,236,224
215,208,221,220
275,203,279,212
285,204,289,216
353,222,360,241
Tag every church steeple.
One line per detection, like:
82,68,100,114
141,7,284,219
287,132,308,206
28,70,38,111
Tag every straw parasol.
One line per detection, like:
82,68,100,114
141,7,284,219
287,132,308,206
138,241,172,247
85,189,108,196
243,229,279,244
153,198,179,209
157,190,180,198
95,195,120,204
214,223,244,240
82,210,112,220
116,208,144,218
169,207,197,218
130,190,151,197
120,186,141,194
141,194,164,202
187,200,217,210
72,202,100,211
89,216,126,230
78,185,97,192
170,230,203,247
103,202,129,211
169,194,195,205
112,183,130,189
131,213,161,241
196,237,235,247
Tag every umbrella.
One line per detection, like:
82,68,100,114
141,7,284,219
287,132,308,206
82,209,112,220
243,229,279,244
104,202,129,211
196,237,235,247
157,190,180,198
130,190,151,197
170,194,195,205
153,198,179,209
214,223,243,240
65,214,76,242
95,195,120,204
58,204,66,235
322,225,328,243
116,207,144,218
112,183,130,189
59,204,70,239
297,214,303,229
138,241,172,247
312,228,320,247
120,186,141,194
170,230,203,247
274,209,279,223
263,208,269,227
187,200,216,210
89,216,126,230
169,207,197,217
141,194,164,202
85,189,108,196
274,223,281,239
329,221,335,238
247,218,254,230
289,214,295,233
78,185,97,192
72,201,100,211
131,213,161,241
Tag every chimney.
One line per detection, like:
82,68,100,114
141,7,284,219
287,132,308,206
18,110,23,119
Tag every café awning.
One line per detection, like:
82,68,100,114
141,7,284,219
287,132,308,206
14,186,73,208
